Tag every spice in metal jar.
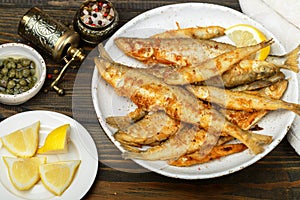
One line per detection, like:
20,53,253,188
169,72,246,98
0,57,38,95
80,0,115,28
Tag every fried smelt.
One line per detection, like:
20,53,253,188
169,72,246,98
187,81,300,115
222,80,288,130
168,143,247,167
95,55,272,154
230,72,285,92
151,24,225,39
114,111,180,146
106,108,147,129
164,40,274,85
122,125,212,160
114,37,235,67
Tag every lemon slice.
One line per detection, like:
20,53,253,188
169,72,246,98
37,124,70,154
225,24,271,60
3,156,46,190
1,121,40,157
39,160,81,196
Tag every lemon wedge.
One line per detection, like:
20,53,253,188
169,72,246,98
3,156,46,190
1,121,40,157
225,24,271,60
39,160,81,196
37,124,70,154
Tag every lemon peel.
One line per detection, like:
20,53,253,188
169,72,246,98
225,24,271,60
37,124,70,154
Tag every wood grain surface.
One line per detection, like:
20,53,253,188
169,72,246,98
1,1,300,199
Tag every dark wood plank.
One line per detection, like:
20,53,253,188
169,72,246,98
1,1,300,199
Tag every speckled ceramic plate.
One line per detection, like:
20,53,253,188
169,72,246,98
0,111,98,199
92,3,298,179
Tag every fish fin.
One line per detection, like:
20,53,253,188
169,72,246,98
98,43,113,62
282,45,300,73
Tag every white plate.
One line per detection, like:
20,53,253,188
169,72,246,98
91,3,298,179
0,110,98,199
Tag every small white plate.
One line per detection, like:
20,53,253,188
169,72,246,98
0,110,98,199
92,3,298,179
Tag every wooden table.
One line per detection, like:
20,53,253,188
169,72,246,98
1,0,300,199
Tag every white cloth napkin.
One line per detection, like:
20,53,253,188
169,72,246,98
239,0,300,154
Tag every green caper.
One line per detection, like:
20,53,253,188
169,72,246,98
6,61,16,69
15,83,20,89
20,86,29,93
8,68,16,78
19,78,27,86
21,59,31,67
26,76,33,84
7,80,16,89
16,63,23,69
30,68,36,76
22,68,31,78
6,88,14,94
0,57,38,95
1,67,8,75
32,76,37,83
13,87,20,94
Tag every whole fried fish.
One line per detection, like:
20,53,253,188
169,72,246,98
122,124,214,161
207,45,300,88
187,81,300,114
222,80,288,130
230,72,285,92
114,111,180,146
163,40,274,85
95,50,272,154
168,143,247,167
151,25,225,39
114,37,235,67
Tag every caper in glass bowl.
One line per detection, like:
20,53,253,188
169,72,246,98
0,43,46,105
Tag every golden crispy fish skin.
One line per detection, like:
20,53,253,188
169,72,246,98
216,45,299,88
230,72,285,92
222,80,288,130
106,108,147,129
151,25,225,39
187,82,300,115
220,60,279,88
114,37,235,67
122,125,212,160
95,56,272,154
114,111,180,146
163,40,274,85
168,143,247,167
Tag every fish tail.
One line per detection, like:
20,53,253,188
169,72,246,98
245,132,273,154
282,45,300,73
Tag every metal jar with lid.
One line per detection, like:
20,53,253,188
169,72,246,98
73,0,119,44
18,7,85,95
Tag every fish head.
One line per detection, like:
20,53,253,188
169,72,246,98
114,37,155,61
94,57,127,89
